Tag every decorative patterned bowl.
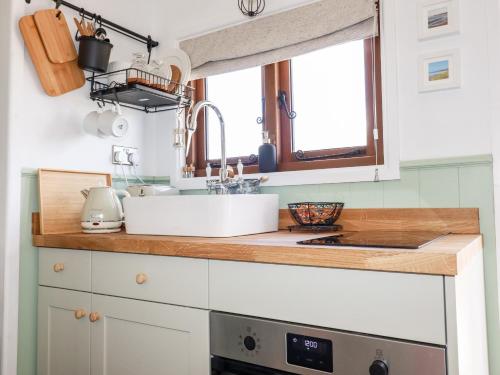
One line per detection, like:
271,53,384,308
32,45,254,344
288,202,344,226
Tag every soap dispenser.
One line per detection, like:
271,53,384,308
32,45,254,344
258,131,277,173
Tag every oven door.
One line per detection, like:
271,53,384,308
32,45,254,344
212,357,298,375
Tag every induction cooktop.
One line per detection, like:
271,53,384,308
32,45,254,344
297,231,448,249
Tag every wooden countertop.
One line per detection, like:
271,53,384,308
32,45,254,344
33,230,483,276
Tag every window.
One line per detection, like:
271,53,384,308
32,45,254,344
291,41,367,152
187,37,383,176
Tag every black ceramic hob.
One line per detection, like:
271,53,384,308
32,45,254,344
297,231,448,249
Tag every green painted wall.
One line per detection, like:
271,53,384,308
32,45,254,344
18,156,500,374
17,172,39,375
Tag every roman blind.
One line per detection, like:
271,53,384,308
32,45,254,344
180,0,378,79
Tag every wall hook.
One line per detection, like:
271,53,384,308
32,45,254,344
147,36,153,64
278,90,297,120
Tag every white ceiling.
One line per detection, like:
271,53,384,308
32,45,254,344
154,0,320,41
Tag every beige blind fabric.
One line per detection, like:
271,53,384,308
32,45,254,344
180,0,377,79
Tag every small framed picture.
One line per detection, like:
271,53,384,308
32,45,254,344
418,0,460,40
418,50,461,92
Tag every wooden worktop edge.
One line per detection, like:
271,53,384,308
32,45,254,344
33,232,483,276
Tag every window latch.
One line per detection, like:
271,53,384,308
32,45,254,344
278,90,297,120
294,148,364,161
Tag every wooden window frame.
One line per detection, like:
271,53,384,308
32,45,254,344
187,36,384,177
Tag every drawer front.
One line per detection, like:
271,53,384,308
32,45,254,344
92,252,209,308
39,248,91,292
209,260,446,345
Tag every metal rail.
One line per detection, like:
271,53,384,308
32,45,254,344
25,0,159,56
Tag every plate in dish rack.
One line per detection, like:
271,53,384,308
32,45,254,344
163,48,192,86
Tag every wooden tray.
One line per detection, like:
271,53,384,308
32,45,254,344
38,169,112,234
34,9,78,64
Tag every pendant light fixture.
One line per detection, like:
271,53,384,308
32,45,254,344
238,0,266,17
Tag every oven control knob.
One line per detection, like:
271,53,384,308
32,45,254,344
369,360,389,375
243,336,256,351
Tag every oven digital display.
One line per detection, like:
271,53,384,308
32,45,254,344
286,333,333,372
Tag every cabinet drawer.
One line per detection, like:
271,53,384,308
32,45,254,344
92,252,209,308
209,260,446,345
39,248,91,292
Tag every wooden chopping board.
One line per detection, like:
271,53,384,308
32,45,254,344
38,169,112,234
34,9,78,64
19,15,85,97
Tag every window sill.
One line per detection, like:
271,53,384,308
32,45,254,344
172,162,400,190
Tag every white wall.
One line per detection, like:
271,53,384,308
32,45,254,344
488,0,500,325
0,0,12,372
11,0,175,176
395,0,492,161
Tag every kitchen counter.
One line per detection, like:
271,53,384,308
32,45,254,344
33,230,482,276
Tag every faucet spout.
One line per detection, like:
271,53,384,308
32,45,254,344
187,100,228,182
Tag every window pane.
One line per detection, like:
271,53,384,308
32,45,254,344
291,40,368,152
206,67,262,160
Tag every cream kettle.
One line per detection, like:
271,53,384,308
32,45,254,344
80,187,130,233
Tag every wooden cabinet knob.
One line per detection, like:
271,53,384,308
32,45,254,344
53,263,65,272
74,309,86,320
89,312,100,323
136,273,148,285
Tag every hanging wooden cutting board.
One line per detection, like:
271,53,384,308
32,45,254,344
34,9,78,64
38,169,113,235
19,15,85,97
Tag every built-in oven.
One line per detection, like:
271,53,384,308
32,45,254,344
210,312,447,375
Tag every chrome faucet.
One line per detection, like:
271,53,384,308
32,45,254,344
186,100,229,188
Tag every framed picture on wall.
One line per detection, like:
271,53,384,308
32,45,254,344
418,49,461,92
418,0,460,40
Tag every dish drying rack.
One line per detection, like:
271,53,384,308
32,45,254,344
88,68,194,113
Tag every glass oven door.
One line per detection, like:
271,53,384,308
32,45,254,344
212,357,298,375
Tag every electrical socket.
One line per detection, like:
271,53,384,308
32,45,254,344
112,145,139,166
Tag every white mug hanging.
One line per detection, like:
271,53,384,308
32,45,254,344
97,103,129,138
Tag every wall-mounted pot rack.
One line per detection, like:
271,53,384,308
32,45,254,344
25,0,160,62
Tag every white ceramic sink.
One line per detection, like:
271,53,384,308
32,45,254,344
123,194,280,237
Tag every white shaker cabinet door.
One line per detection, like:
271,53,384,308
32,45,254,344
90,294,210,375
38,286,91,375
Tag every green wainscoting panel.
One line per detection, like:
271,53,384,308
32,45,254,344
349,182,384,208
315,183,351,207
382,169,420,208
400,154,493,169
18,157,500,375
18,173,39,375
419,167,460,208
